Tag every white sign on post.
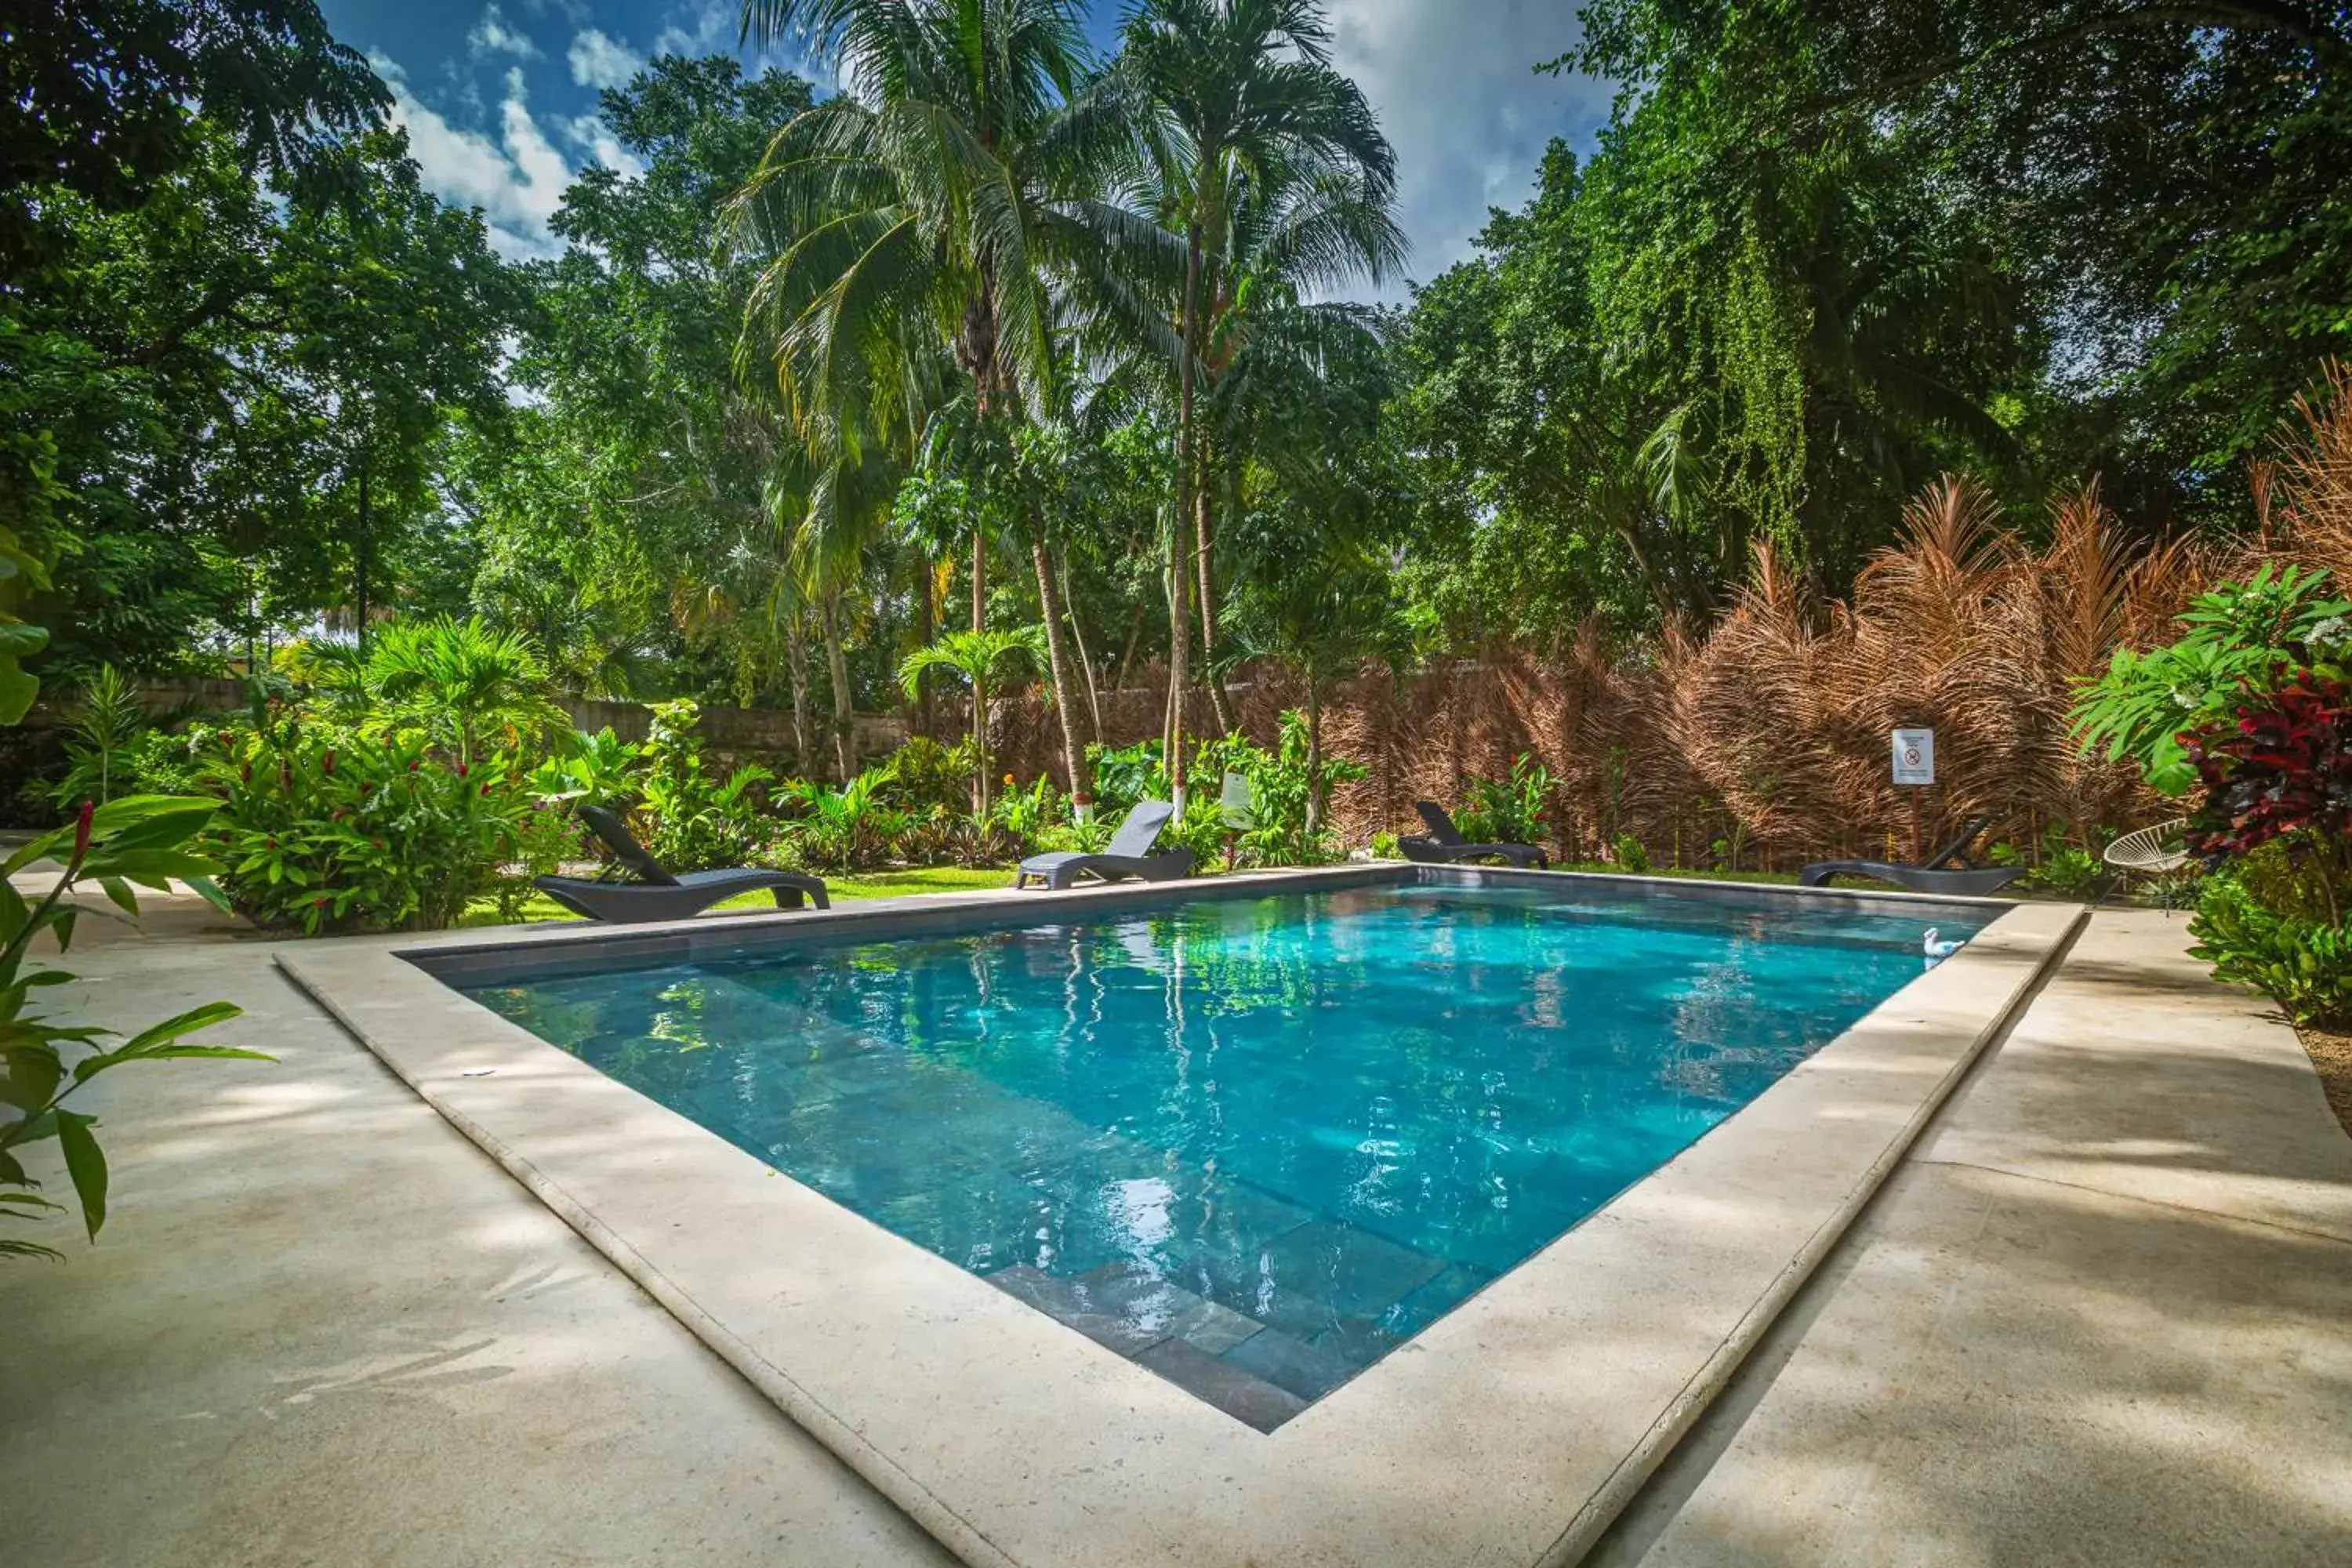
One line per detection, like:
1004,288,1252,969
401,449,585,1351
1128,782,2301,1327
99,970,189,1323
1891,728,1936,786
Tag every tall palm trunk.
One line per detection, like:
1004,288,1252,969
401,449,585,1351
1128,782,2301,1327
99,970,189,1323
1167,221,1204,813
971,532,986,634
1062,556,1103,738
822,588,854,782
970,672,991,818
786,608,814,771
1197,477,1234,734
1033,539,1093,817
914,551,937,736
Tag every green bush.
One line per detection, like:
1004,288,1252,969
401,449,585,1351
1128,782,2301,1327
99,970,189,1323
635,700,774,870
881,735,974,813
1613,833,1651,873
1457,752,1553,848
2190,861,2352,1029
778,764,898,873
205,720,530,935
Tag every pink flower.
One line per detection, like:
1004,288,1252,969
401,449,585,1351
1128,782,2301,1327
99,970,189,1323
72,800,94,866
322,749,336,775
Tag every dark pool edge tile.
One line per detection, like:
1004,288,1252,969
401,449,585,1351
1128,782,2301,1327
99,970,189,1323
1133,1338,1308,1432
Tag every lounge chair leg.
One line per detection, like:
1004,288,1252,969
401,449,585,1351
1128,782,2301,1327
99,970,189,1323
771,886,805,910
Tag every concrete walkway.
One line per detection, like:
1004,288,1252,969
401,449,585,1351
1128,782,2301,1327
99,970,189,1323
5,901,2348,1565
0,897,954,1568
1596,909,2352,1565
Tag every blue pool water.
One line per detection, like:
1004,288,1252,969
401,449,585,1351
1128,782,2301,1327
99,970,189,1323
461,883,1986,1425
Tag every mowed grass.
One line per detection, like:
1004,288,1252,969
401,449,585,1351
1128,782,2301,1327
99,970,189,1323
458,862,1014,927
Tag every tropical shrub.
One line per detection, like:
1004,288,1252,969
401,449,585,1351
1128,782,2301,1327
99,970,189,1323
3,798,267,1260
495,800,588,922
289,615,569,766
45,664,150,808
205,720,531,934
2190,865,2352,1029
1456,752,1554,848
881,735,974,813
1089,739,1167,818
779,764,898,873
2071,564,2350,795
1612,833,1651,873
988,774,1069,852
525,727,642,805
2176,673,2352,1022
635,699,774,870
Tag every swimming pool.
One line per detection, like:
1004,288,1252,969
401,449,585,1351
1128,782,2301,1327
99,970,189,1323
456,880,1988,1430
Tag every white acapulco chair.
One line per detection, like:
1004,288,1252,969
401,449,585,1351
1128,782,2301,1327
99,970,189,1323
2103,816,2195,911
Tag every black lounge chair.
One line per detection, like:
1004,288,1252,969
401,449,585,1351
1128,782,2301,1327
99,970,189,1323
535,803,829,923
1798,815,2023,898
1399,800,1549,869
1014,799,1194,890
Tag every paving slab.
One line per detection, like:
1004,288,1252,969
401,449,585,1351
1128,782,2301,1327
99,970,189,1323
1594,909,2352,1567
0,896,952,1568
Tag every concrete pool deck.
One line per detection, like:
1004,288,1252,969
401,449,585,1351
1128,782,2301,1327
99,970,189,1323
5,892,2349,1564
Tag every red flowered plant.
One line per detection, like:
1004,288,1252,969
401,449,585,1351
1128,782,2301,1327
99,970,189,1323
2184,671,2352,929
2184,672,2352,858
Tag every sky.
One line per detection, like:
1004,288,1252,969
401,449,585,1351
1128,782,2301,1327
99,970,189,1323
315,0,1614,297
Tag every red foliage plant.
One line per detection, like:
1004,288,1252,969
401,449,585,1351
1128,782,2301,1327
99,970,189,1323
2184,671,2352,862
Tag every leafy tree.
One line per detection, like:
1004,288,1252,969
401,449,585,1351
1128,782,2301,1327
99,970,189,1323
731,0,1169,799
1121,0,1400,750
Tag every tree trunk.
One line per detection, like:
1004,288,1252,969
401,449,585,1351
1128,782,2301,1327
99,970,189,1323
1168,223,1204,815
822,590,853,783
971,676,991,818
1033,539,1093,818
971,531,986,635
1062,556,1103,739
786,610,813,771
915,551,936,736
1197,479,1234,735
354,459,372,654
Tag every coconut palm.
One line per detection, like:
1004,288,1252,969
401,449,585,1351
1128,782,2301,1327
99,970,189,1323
729,0,1171,814
1120,0,1401,771
898,625,1047,815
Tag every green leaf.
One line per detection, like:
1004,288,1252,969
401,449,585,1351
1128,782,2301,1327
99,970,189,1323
0,622,48,656
55,1111,106,1240
0,663,39,727
2,1043,63,1111
184,876,232,913
112,1000,245,1058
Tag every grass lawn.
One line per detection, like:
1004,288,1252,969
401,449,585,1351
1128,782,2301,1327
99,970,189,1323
459,863,1014,927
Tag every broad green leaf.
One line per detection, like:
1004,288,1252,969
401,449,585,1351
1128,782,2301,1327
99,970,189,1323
2,1043,64,1110
55,1110,107,1240
185,876,231,913
0,622,47,656
0,663,39,726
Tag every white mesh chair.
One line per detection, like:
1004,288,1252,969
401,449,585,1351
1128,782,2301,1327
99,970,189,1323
2103,817,2194,909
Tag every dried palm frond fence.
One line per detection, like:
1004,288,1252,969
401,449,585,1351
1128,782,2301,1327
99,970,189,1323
990,371,2352,872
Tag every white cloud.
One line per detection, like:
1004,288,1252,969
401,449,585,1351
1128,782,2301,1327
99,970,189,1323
467,5,541,61
1325,0,1613,298
559,112,644,180
568,28,644,89
374,56,575,259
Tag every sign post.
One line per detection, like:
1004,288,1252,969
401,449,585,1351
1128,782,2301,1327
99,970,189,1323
1891,728,1935,863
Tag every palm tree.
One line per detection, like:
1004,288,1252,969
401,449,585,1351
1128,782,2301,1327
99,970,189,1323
729,0,1172,812
1120,0,1399,776
898,625,1047,815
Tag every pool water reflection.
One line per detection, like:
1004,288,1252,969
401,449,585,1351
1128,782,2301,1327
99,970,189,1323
463,884,1984,1428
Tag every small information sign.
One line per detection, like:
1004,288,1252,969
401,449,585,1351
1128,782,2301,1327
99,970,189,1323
1891,728,1936,786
